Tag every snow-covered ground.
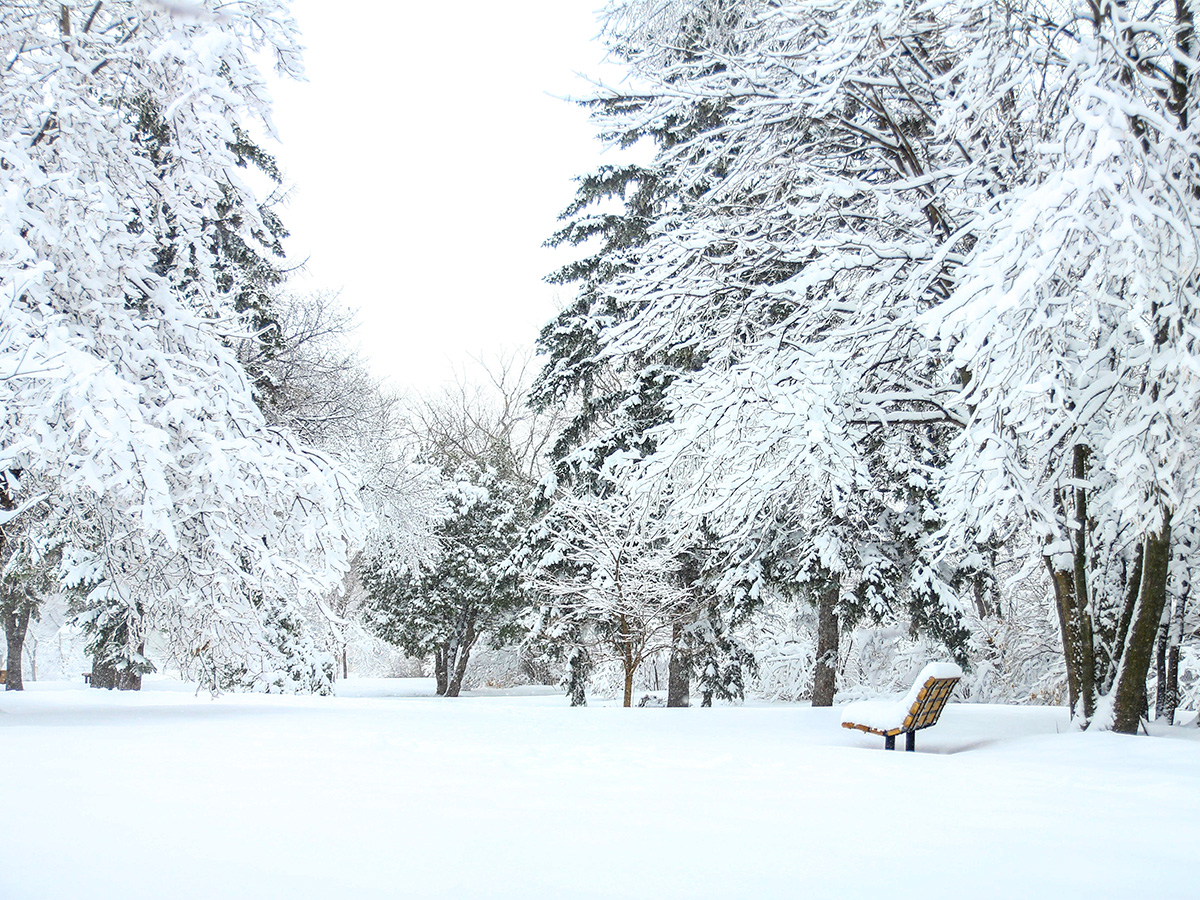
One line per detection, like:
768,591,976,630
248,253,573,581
2,678,1197,899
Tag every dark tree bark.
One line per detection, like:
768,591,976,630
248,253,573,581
1048,562,1083,714
1163,591,1186,725
1112,517,1172,734
618,613,636,708
566,645,590,707
1165,641,1181,725
90,663,116,690
116,665,142,691
971,570,993,619
1047,450,1098,722
1154,616,1170,719
341,648,349,681
812,586,839,707
3,605,30,691
443,615,479,698
433,648,448,696
1070,447,1097,717
667,622,690,707
445,627,476,699
1104,545,1144,695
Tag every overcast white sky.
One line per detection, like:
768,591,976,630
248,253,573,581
266,1,614,392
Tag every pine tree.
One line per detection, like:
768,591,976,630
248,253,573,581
362,465,527,697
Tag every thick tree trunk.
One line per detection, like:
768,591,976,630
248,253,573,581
971,571,993,619
1112,517,1172,734
1047,451,1098,722
3,606,29,691
566,646,589,707
91,655,145,690
1048,563,1081,713
1047,556,1100,721
445,646,471,698
666,622,690,708
812,587,839,707
116,666,142,691
617,613,636,707
90,663,116,689
444,619,477,698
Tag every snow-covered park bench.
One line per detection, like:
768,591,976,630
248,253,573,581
840,663,963,751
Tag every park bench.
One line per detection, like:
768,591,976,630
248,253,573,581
841,662,962,751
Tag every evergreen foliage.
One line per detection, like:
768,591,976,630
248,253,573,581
530,0,1200,725
362,466,527,697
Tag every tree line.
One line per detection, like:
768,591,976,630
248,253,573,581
3,1,1199,735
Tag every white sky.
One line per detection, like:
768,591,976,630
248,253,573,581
266,1,615,392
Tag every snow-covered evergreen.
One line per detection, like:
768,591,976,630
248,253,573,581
529,0,1200,727
0,1,359,690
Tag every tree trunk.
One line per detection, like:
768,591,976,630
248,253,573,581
566,646,589,707
812,587,839,707
445,645,471,698
341,647,349,681
444,619,477,698
1165,642,1181,725
971,570,992,619
92,658,144,691
1105,546,1144,695
1047,559,1097,721
1154,615,1170,719
618,613,636,707
1046,451,1098,722
1112,516,1172,734
90,662,116,689
1070,446,1097,718
116,666,142,691
3,606,29,691
1164,591,1186,725
666,622,690,707
433,649,448,696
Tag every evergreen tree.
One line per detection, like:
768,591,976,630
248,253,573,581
0,0,360,693
362,465,526,697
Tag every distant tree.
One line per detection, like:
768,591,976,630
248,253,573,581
527,488,695,707
227,289,444,687
362,465,526,696
405,351,557,487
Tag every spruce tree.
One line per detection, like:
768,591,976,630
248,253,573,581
362,465,527,697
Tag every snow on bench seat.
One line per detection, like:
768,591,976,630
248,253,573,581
841,662,963,751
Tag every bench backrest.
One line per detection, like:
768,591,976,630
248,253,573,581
902,676,960,732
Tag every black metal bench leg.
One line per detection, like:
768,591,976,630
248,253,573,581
905,731,915,752
884,734,895,750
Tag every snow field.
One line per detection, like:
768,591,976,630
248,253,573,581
1,679,1197,899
